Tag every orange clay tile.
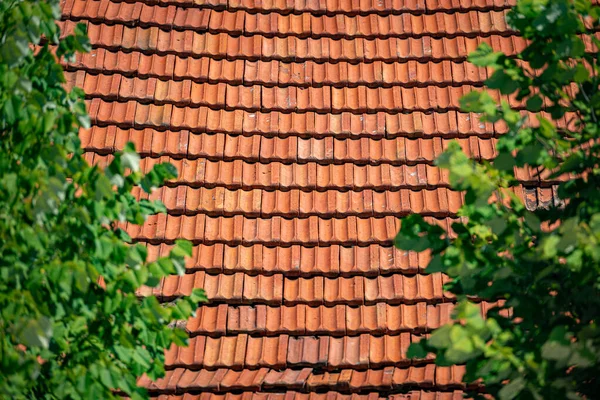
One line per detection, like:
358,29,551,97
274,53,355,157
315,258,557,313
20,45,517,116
141,365,470,393
66,2,515,39
65,0,532,396
84,98,552,138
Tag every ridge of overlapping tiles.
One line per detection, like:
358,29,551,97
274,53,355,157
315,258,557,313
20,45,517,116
148,392,466,400
81,127,500,163
82,99,505,138
164,331,433,369
135,222,547,276
120,213,459,246
60,0,546,397
182,302,461,335
70,71,518,113
63,0,516,39
183,302,509,335
68,0,515,15
144,243,432,276
129,185,557,222
66,49,493,88
140,365,469,393
84,152,570,191
141,269,455,303
59,19,532,62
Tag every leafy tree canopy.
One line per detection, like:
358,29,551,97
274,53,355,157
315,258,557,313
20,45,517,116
0,0,205,398
396,0,600,398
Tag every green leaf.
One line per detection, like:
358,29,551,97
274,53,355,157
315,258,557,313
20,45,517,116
190,288,208,303
526,95,543,112
172,257,186,276
406,343,429,359
498,377,526,400
99,369,115,389
486,70,520,95
460,90,499,119
428,325,452,349
176,239,193,256
494,152,517,171
121,145,141,173
468,43,503,68
18,317,53,349
524,212,541,232
425,254,444,273
127,244,148,266
453,301,482,321
488,216,508,235
573,63,590,83
541,235,560,258
395,215,445,252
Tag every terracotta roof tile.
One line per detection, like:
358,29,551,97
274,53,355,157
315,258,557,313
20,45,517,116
148,392,469,400
140,362,464,392
83,99,554,139
163,333,435,370
91,0,520,13
72,72,504,113
87,151,565,190
149,270,457,305
125,214,463,246
65,0,538,395
62,20,532,62
140,242,429,276
65,2,515,39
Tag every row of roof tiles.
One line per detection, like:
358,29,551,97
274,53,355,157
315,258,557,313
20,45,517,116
86,153,559,189
140,365,467,393
64,1,512,39
145,243,430,276
83,101,574,139
107,0,513,14
123,213,458,245
74,72,579,116
71,73,513,113
68,49,491,88
81,127,497,163
164,333,431,369
134,186,464,217
89,152,451,189
142,270,453,304
137,176,551,277
62,21,533,62
148,391,466,400
83,97,575,138
125,188,557,247
185,302,505,335
136,185,556,218
85,100,507,138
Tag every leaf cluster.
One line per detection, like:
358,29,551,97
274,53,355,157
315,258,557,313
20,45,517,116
396,0,600,398
0,1,206,398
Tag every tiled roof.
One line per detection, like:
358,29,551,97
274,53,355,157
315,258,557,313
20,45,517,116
61,0,554,397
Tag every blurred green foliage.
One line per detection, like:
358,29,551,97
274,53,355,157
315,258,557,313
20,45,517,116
0,1,206,398
397,0,600,398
